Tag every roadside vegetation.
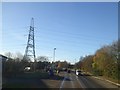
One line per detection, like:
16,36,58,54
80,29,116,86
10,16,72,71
2,40,120,87
75,40,120,84
2,51,72,88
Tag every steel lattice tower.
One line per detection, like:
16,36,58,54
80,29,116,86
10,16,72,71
23,18,36,63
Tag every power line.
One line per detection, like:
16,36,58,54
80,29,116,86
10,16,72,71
35,27,113,41
35,35,104,46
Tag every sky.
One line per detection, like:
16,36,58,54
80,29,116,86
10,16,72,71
1,2,118,64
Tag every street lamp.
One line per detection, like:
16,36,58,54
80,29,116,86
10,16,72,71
51,48,56,70
53,48,56,62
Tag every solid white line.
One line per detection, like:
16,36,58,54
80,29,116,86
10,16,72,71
92,76,120,87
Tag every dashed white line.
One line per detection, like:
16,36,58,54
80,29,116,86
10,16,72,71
59,77,66,89
59,72,67,89
69,74,75,88
75,75,86,88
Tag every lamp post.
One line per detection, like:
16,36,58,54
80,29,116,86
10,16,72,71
52,48,56,70
53,48,56,62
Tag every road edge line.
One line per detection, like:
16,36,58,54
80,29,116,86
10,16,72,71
92,76,120,87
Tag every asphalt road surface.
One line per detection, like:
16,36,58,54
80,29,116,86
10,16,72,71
57,71,119,89
3,71,120,89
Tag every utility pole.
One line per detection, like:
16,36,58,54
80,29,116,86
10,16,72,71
53,48,56,62
23,18,36,72
52,48,56,69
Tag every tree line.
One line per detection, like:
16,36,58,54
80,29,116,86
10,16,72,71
75,40,120,83
2,52,71,77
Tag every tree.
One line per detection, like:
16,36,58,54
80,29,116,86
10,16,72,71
4,52,13,59
14,52,23,61
37,56,49,62
92,42,119,78
75,41,119,81
57,61,69,69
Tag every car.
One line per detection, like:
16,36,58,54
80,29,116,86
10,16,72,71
67,70,71,73
48,69,54,76
76,70,81,75
24,67,31,72
64,68,67,72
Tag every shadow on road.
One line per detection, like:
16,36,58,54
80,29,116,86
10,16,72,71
2,72,49,88
2,77,48,88
80,74,91,76
2,71,72,88
48,74,71,81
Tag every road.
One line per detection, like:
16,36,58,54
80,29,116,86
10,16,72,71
46,71,119,89
3,71,120,89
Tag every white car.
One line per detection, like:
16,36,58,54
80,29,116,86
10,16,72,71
24,67,31,71
76,70,81,75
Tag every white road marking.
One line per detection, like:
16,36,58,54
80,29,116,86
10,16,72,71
69,74,75,88
59,77,66,89
92,76,120,87
82,76,94,88
59,72,67,89
75,75,86,88
60,72,88,89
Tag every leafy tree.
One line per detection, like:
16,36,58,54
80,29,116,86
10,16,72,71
76,41,119,81
92,42,119,79
57,61,69,69
37,56,49,62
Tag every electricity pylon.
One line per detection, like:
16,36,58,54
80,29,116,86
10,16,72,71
23,18,36,71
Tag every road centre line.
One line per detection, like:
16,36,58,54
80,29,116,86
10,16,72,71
69,74,75,88
81,76,95,88
75,75,86,88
